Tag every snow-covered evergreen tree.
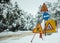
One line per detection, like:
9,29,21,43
23,13,36,30
0,1,24,32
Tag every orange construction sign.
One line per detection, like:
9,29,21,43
44,20,57,33
41,3,48,12
33,23,43,33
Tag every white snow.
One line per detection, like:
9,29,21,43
0,29,60,43
0,31,31,37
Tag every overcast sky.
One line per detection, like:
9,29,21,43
11,0,58,16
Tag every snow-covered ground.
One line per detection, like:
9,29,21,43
0,29,60,43
0,31,31,37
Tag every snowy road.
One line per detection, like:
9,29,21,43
0,31,33,41
0,29,60,43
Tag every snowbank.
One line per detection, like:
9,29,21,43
0,31,31,37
